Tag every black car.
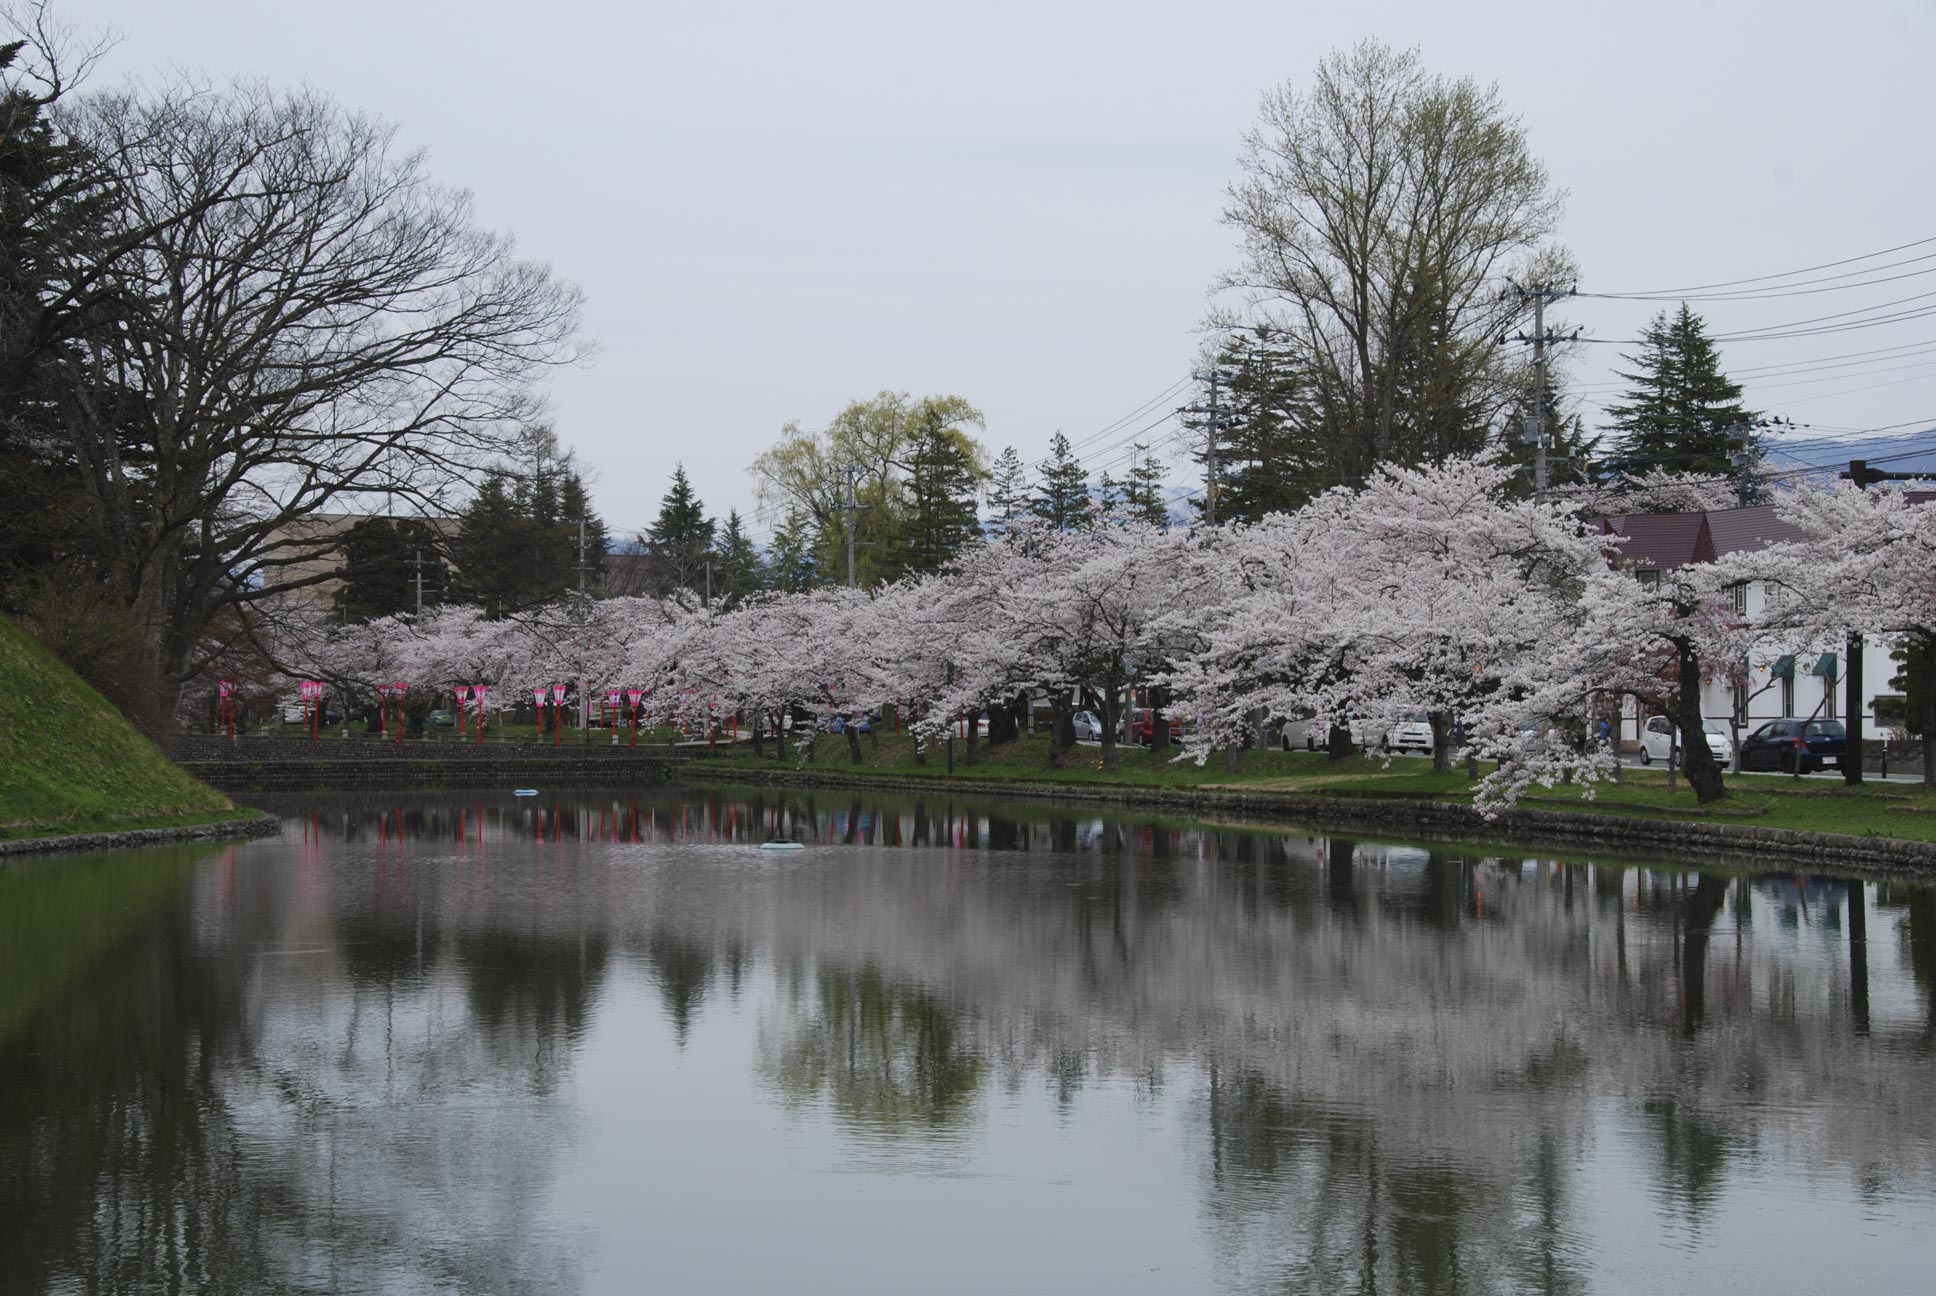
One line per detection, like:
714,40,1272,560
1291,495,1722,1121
1738,718,1847,773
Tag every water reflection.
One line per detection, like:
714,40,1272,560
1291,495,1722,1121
1,787,1933,1294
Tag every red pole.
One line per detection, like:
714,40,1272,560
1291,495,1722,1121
554,698,561,748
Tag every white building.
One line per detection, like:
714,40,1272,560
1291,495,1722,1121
1592,505,1908,752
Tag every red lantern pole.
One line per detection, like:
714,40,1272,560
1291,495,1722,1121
394,683,408,744
552,684,565,748
377,683,390,735
475,684,488,745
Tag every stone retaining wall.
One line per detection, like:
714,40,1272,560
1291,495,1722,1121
0,812,280,858
681,764,1936,875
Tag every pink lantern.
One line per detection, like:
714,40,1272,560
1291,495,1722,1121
626,688,644,706
606,689,620,707
473,683,489,745
455,685,471,703
531,686,546,708
551,683,567,703
377,683,392,700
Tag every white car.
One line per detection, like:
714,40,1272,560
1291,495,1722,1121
1381,715,1434,755
1638,715,1732,769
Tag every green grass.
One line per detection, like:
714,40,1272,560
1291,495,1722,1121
693,731,1936,843
0,614,243,840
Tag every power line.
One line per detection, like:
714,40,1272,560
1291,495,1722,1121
1590,234,1936,298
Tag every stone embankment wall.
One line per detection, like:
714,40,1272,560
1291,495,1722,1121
171,735,685,791
0,812,279,858
682,764,1936,875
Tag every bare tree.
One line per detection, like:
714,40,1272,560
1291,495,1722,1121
45,79,584,722
1219,40,1568,484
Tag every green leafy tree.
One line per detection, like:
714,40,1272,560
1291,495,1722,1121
1220,40,1565,488
712,508,766,608
1602,305,1756,488
750,392,985,587
1031,433,1091,532
642,464,715,601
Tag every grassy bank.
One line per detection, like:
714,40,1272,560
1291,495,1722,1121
0,615,246,841
693,731,1936,844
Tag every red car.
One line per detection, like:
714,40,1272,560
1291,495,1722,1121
1127,708,1184,746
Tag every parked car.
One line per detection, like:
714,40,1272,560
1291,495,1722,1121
828,712,872,733
1381,715,1434,756
1738,718,1846,773
427,709,455,728
1638,715,1732,769
1278,716,1379,751
1126,707,1184,746
1072,710,1104,742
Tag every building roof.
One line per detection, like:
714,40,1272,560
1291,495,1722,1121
1702,505,1811,557
1594,511,1714,571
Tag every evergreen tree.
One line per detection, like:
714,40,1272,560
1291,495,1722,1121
334,518,445,621
983,446,1029,537
904,414,983,572
451,473,548,615
1196,332,1322,521
1031,433,1091,532
642,464,716,600
767,507,820,592
1121,445,1171,528
1498,366,1598,499
448,434,607,614
558,471,608,593
1602,304,1757,488
713,509,766,608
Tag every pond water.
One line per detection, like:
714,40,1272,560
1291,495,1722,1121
3,786,1934,1294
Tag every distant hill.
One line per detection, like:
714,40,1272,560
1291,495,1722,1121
0,615,238,840
1763,427,1936,484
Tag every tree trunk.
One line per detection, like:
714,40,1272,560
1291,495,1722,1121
1326,721,1354,761
1844,631,1864,785
1149,685,1168,754
751,722,764,760
1223,740,1242,774
1674,638,1725,804
1050,690,1073,768
1919,632,1936,785
1099,690,1119,773
1430,710,1453,775
846,722,863,765
988,696,1020,744
965,710,980,766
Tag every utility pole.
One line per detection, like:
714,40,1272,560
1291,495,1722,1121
572,516,591,737
1504,284,1576,503
412,548,424,614
704,558,713,609
1838,458,1922,785
1186,367,1227,523
842,465,862,587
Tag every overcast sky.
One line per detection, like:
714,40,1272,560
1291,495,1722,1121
76,0,1936,536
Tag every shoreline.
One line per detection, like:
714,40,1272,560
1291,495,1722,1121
679,762,1936,874
0,811,281,859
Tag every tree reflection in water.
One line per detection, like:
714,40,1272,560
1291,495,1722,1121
3,788,1934,1295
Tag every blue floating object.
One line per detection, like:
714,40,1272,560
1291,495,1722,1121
513,788,539,797
758,841,805,851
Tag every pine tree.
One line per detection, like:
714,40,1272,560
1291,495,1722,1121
1198,333,1322,521
1121,446,1171,527
1031,433,1091,532
558,471,608,593
452,473,548,615
767,507,820,592
713,509,766,608
1602,304,1756,487
642,464,716,600
335,518,446,621
904,415,983,572
983,445,1029,537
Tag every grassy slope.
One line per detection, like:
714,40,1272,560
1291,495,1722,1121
696,731,1936,843
0,614,240,840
